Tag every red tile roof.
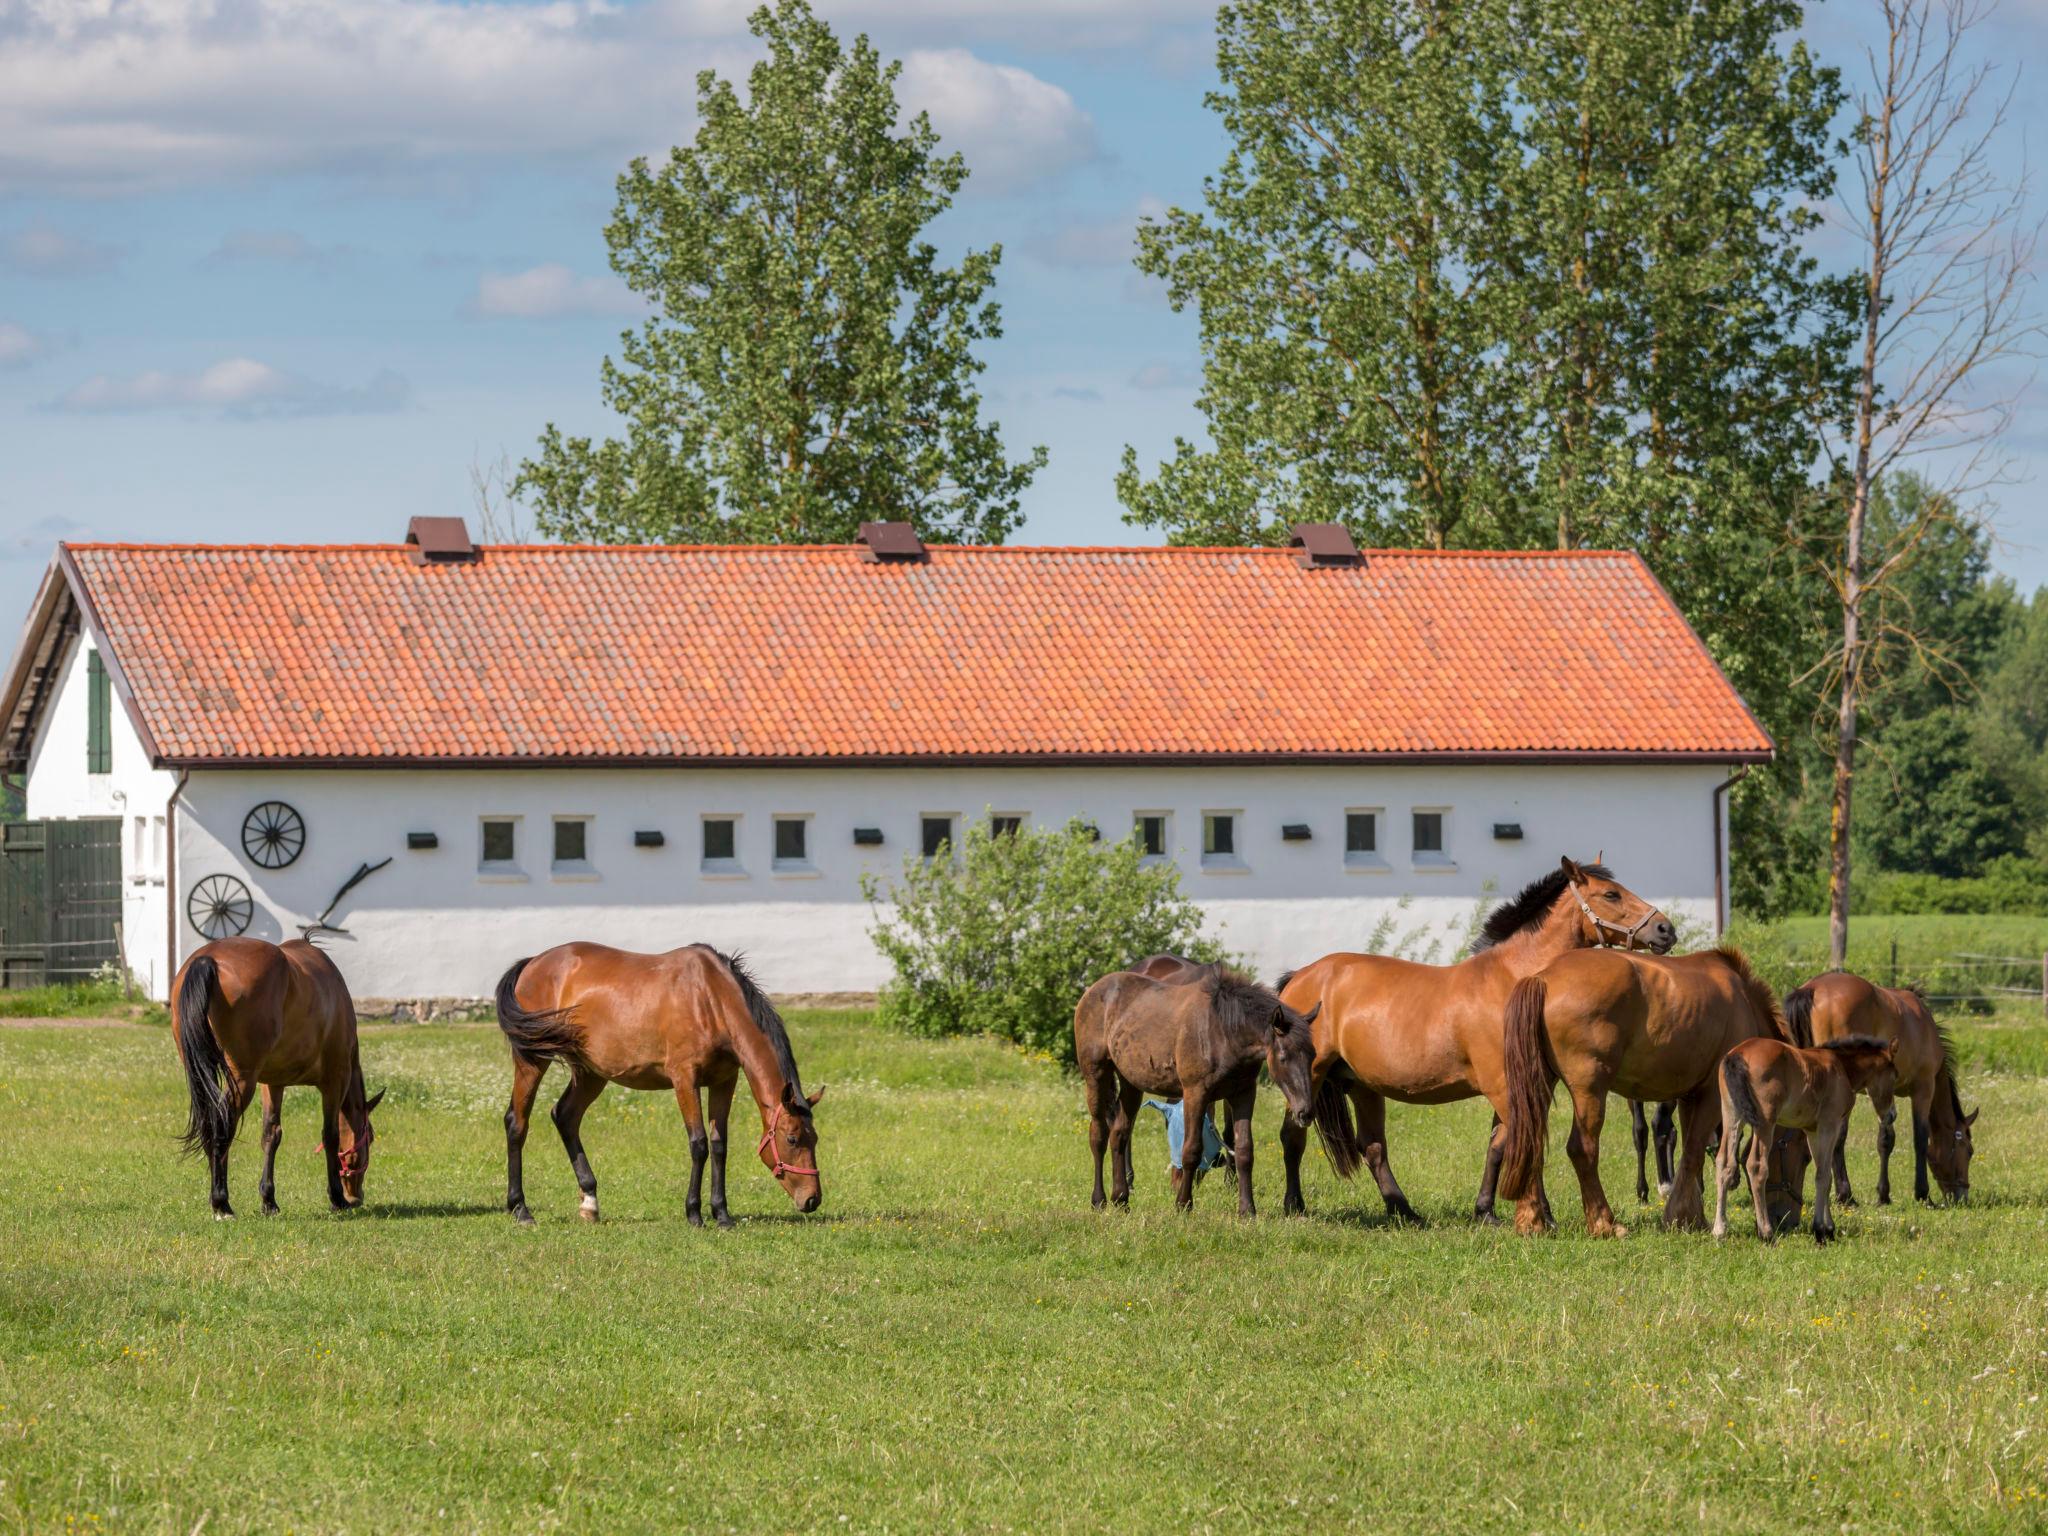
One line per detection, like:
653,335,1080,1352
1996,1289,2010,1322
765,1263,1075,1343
53,542,1771,765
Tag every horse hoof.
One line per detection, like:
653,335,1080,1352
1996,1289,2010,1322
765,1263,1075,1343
1390,1203,1426,1228
1656,1183,1673,1203
511,1205,535,1227
213,1209,235,1222
1475,1208,1502,1228
578,1200,601,1224
262,1202,280,1216
716,1214,736,1231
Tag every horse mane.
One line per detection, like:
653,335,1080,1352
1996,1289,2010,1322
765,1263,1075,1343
1817,1034,1891,1056
1711,946,1789,1040
713,949,808,1111
1208,968,1282,1034
1274,969,1296,993
1473,864,1613,951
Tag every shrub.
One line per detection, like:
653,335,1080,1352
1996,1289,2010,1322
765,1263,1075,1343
861,817,1228,1059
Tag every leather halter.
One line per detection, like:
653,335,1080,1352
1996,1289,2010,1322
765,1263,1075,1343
758,1101,817,1182
1569,883,1663,949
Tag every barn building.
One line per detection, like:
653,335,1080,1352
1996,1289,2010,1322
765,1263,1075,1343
0,520,1771,1003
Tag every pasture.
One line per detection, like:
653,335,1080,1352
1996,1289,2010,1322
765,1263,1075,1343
2,1007,2046,1534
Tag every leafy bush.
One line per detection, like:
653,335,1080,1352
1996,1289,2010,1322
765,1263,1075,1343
861,818,1228,1059
1859,856,2048,917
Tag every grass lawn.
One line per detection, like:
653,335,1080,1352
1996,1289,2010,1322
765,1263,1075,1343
2,1010,2046,1534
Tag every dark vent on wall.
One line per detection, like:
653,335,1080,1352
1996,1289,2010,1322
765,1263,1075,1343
405,517,479,566
1493,822,1524,841
634,830,666,848
857,522,928,563
1288,523,1362,569
852,827,885,846
1281,823,1313,842
406,831,439,850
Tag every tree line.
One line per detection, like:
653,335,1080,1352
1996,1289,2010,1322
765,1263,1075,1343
514,0,2043,940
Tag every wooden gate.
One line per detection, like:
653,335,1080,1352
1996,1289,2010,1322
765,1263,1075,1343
0,818,124,987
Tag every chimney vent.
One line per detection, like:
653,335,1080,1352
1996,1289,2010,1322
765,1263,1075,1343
1288,523,1362,569
857,521,928,563
406,516,479,566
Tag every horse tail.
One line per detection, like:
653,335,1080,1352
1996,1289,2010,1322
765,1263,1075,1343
493,957,588,1071
175,954,233,1160
1496,976,1555,1203
1721,1052,1765,1133
1781,983,1816,1048
1311,1074,1363,1180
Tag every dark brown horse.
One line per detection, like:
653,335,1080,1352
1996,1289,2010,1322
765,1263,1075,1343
1713,1035,1898,1244
1075,968,1318,1215
173,936,382,1219
1784,972,1976,1205
495,943,822,1226
1277,858,1674,1223
1497,946,1797,1235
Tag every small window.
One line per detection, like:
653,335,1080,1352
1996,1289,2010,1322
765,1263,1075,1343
553,817,588,865
1346,812,1377,854
1202,812,1242,868
1413,811,1444,854
990,813,1023,838
86,650,112,774
702,816,739,871
921,815,957,860
773,816,812,871
481,817,518,867
1135,813,1168,861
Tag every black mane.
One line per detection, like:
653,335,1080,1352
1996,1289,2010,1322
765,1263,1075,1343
1817,1034,1891,1055
713,948,808,1111
1473,864,1613,951
1209,968,1283,1034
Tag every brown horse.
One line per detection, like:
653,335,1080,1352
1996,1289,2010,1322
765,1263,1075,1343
1497,946,1797,1235
1784,972,1977,1205
494,943,823,1226
1277,858,1674,1223
1713,1035,1898,1244
173,936,383,1219
1075,968,1318,1215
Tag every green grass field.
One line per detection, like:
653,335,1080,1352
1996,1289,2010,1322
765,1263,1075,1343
3,1009,2046,1534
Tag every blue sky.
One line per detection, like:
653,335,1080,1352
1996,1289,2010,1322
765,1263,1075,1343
1,0,2042,635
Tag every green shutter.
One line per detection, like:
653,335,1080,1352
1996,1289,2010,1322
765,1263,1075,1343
86,651,111,774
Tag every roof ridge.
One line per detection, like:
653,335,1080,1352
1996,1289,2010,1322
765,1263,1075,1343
61,540,1643,559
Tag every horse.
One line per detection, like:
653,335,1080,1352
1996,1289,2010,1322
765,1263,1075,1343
1784,973,1976,1206
1075,967,1318,1215
1629,1099,1679,1205
172,936,383,1219
1712,1035,1898,1245
1129,953,1235,1163
1276,857,1674,1224
494,943,823,1226
1496,945,1800,1236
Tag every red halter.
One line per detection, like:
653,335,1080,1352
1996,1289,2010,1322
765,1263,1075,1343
757,1101,817,1181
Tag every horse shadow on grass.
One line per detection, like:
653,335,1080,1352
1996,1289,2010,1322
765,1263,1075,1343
357,1200,504,1220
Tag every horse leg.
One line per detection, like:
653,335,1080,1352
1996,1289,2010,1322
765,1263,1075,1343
706,1073,738,1229
1879,1100,1901,1206
1629,1100,1650,1205
666,1070,707,1226
211,1070,255,1219
504,1052,546,1225
1910,1084,1933,1204
1175,1084,1210,1211
1562,1086,1623,1237
258,1083,284,1215
552,1069,607,1223
318,1079,350,1212
1710,1085,1741,1239
1280,1114,1309,1216
1653,1101,1678,1201
1474,1115,1507,1224
1663,1083,1718,1232
1744,1115,1777,1242
1085,1066,1115,1211
1230,1083,1258,1218
1109,1081,1140,1208
1351,1088,1420,1225
1808,1122,1838,1245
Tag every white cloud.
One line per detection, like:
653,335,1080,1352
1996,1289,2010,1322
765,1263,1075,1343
203,229,351,266
49,359,410,419
1026,199,1165,269
1129,360,1198,391
470,265,645,320
1,224,128,277
0,322,54,370
0,0,1098,196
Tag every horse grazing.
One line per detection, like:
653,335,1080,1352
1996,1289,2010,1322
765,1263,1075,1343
1784,972,1976,1205
1277,858,1673,1224
173,936,383,1219
495,943,823,1226
1713,1035,1898,1244
1497,946,1798,1236
1075,968,1318,1215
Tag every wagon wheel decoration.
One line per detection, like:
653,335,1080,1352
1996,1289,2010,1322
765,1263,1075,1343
188,874,254,939
241,800,305,869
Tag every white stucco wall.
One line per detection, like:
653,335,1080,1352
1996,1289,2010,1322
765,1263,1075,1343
155,761,1736,1002
21,633,179,995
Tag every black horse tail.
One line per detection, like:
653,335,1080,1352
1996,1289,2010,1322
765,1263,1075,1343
493,957,588,1071
1496,976,1556,1203
1721,1053,1765,1133
176,954,233,1160
1781,983,1816,1048
1312,1073,1363,1180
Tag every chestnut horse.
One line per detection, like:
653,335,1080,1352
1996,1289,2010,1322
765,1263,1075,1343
1784,972,1976,1205
1497,946,1796,1235
494,943,823,1226
1075,968,1318,1215
1277,858,1674,1223
173,936,383,1219
1713,1036,1898,1244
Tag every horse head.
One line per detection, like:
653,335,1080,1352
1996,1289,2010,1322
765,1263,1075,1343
1264,997,1320,1129
760,1081,826,1213
1928,1071,1976,1204
337,1086,385,1207
1560,856,1675,954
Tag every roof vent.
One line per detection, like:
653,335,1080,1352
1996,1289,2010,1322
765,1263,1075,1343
857,521,928,564
1289,523,1362,569
406,516,479,566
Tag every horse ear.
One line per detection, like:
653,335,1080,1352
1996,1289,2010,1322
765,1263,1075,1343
1302,1001,1321,1026
806,1085,826,1108
1560,856,1585,883
365,1088,385,1114
1965,1107,1979,1126
780,1080,799,1108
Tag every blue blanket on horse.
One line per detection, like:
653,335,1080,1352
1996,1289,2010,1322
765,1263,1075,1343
1141,1099,1228,1179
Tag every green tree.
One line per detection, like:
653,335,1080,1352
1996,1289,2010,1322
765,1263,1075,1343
1857,709,2023,879
517,0,1045,545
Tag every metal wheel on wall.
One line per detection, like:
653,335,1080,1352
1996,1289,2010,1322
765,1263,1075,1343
187,874,253,939
241,800,305,869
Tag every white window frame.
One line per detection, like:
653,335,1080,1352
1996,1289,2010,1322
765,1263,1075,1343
1344,806,1389,873
700,813,745,878
1410,806,1455,871
1133,810,1172,865
479,814,527,883
551,814,597,882
771,814,817,877
1201,810,1247,873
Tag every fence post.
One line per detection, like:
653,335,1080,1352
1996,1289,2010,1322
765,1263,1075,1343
2041,950,2046,1020
1889,935,1898,990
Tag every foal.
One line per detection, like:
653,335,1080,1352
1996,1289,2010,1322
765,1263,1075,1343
1713,1037,1898,1245
1075,968,1317,1215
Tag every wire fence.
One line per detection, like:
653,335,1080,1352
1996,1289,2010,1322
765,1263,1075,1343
1893,947,2048,1013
